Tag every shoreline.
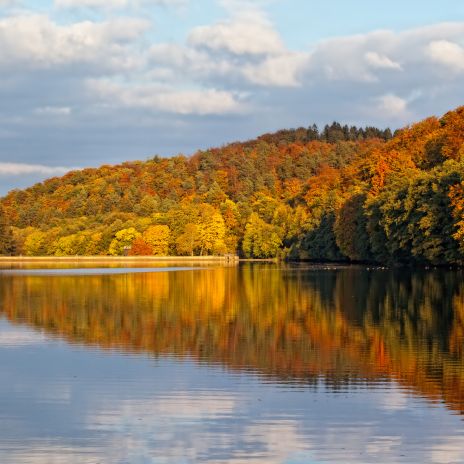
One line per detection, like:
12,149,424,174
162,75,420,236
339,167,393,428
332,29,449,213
0,256,276,264
0,257,462,268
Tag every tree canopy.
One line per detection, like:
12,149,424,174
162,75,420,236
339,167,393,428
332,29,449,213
1,106,464,264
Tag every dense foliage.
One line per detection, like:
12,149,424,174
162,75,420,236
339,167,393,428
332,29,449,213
1,107,464,263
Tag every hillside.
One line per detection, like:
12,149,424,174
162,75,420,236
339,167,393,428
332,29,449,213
1,107,464,264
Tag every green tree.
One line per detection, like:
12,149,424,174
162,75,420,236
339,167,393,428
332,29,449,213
0,207,15,255
242,213,282,258
334,193,372,261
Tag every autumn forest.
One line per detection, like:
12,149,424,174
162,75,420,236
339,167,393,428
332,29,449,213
1,106,464,264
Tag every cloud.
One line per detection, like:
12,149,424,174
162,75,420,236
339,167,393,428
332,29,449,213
35,106,72,116
365,51,402,70
376,94,409,116
55,0,129,6
55,0,187,8
188,13,285,56
303,23,464,84
0,162,76,175
87,79,246,115
0,6,464,195
242,52,307,87
427,40,464,72
0,15,149,71
150,12,307,88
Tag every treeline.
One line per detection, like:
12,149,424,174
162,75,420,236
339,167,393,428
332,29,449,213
0,107,463,264
256,122,393,146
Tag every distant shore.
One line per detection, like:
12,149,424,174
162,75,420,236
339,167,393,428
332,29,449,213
0,256,277,264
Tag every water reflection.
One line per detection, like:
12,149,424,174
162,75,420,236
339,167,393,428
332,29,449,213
1,264,463,414
0,323,463,464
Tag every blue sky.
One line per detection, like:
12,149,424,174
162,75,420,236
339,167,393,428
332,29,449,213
0,0,463,193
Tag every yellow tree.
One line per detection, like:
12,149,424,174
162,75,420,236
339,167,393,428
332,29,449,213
54,234,83,256
197,206,227,255
109,228,141,256
143,225,170,256
221,199,241,253
23,229,47,256
176,223,200,256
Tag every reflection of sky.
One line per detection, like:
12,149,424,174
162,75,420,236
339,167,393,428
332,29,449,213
0,319,463,464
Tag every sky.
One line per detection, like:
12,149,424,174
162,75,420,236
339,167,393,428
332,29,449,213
0,0,463,194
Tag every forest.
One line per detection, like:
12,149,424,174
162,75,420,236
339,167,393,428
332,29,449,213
0,107,463,264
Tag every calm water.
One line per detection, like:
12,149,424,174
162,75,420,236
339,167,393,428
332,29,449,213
0,263,463,463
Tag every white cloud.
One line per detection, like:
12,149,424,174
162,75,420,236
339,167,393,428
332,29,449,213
149,43,234,79
188,13,284,56
304,24,464,84
427,39,464,72
149,41,307,88
365,51,402,70
0,9,463,187
87,79,246,115
149,12,307,88
0,162,75,175
35,106,72,116
55,0,187,8
0,15,149,70
242,52,308,87
376,94,409,117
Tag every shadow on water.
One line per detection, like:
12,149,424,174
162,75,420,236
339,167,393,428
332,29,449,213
0,263,463,415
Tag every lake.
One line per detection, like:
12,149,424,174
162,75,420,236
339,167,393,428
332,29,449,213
0,263,463,463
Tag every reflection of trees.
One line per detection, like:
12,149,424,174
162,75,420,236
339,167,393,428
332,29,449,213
1,265,463,414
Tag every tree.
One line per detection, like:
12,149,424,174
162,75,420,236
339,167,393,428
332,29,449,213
0,105,462,264
23,229,47,256
109,228,141,256
54,234,83,256
176,223,200,256
143,225,170,256
129,237,153,256
197,208,227,255
0,207,15,255
450,181,464,254
334,194,372,261
242,213,282,258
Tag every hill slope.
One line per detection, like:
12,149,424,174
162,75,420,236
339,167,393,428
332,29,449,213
1,108,464,264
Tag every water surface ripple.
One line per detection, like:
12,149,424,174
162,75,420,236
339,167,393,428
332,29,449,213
0,264,463,463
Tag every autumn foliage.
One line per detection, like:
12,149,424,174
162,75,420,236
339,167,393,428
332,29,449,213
1,106,464,263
